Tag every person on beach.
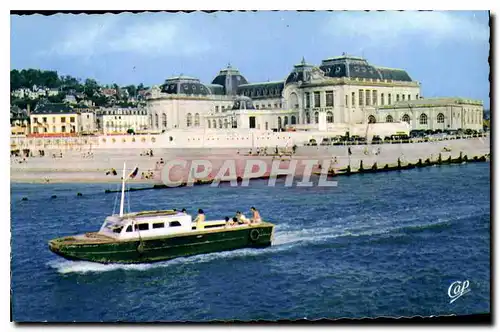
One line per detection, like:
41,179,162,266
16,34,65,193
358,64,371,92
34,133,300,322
194,209,205,230
250,207,262,223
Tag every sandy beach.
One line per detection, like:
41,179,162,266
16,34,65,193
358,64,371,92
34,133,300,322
10,136,490,184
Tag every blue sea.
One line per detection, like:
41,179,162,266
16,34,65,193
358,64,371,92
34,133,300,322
11,163,490,322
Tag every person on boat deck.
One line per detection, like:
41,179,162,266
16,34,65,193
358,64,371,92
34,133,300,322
250,207,262,223
181,208,187,214
236,211,250,224
225,216,235,227
194,209,205,230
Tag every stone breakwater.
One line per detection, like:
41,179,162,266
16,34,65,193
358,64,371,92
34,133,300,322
10,137,490,184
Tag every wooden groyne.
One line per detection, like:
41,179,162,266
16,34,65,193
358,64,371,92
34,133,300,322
102,152,489,194
314,152,490,177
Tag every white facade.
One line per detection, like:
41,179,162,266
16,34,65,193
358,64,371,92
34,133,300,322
79,111,96,133
147,96,234,131
377,98,484,131
144,55,483,136
97,108,149,134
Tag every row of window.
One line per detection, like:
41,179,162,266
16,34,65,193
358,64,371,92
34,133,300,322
255,103,282,110
304,90,421,109
149,113,201,128
214,105,228,112
390,111,482,125
101,137,157,143
104,122,147,128
32,125,75,133
33,116,76,124
125,220,182,233
356,90,419,107
305,91,335,108
277,115,298,128
207,118,237,129
101,110,146,116
241,88,281,98
303,111,334,124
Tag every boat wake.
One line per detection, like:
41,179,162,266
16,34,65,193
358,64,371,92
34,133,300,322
46,218,454,275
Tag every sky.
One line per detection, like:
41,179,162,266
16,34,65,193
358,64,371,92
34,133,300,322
10,11,490,108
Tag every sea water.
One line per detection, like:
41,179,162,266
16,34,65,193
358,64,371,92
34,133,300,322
10,163,490,322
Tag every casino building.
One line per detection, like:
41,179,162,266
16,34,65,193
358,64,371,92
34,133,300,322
146,55,483,134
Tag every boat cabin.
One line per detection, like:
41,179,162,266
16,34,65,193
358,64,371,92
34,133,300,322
97,210,234,240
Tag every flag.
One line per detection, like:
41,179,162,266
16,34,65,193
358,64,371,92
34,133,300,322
128,166,139,179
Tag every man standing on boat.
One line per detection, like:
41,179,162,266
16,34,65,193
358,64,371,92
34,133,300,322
194,209,205,230
250,207,262,223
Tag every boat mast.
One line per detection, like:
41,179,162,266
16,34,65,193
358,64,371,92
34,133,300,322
119,162,126,217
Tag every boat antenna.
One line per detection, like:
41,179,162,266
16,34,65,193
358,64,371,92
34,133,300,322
119,162,126,217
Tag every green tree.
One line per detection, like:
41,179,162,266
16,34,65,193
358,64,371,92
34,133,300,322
125,85,137,98
84,78,100,98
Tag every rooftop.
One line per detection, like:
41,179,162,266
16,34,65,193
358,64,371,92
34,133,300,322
31,103,76,115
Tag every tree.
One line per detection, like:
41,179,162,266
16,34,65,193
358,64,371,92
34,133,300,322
125,85,137,98
48,94,65,103
84,78,99,98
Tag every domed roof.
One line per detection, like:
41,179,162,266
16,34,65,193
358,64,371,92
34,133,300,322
161,75,211,96
211,64,249,96
319,55,413,82
285,57,322,85
237,81,284,100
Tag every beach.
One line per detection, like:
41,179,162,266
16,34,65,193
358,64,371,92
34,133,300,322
10,136,490,184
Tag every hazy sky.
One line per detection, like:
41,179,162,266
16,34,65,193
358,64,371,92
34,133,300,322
10,11,490,108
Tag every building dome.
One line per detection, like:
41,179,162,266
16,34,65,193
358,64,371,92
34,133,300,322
160,75,211,96
211,64,249,96
319,55,413,82
285,57,322,85
231,95,255,110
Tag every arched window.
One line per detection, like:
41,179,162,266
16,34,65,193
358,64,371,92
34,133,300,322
218,119,223,128
291,115,297,125
194,113,200,127
212,119,217,128
326,111,333,123
265,122,269,130
162,113,167,127
154,114,159,128
437,113,445,123
386,115,393,123
314,112,319,124
186,113,192,127
402,114,410,123
224,118,228,128
278,117,282,129
306,112,311,124
207,120,211,128
368,115,376,124
105,121,110,128
419,113,428,125
149,114,153,127
284,116,289,126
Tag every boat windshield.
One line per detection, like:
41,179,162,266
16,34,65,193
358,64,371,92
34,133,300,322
102,221,124,234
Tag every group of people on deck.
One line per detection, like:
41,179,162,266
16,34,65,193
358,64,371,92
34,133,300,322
186,207,262,230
